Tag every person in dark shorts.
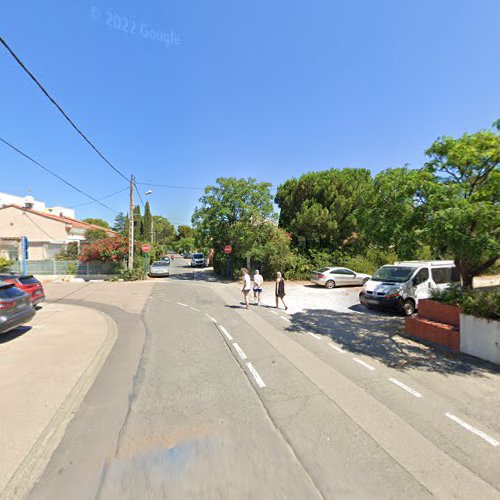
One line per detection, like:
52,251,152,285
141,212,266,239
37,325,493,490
253,270,264,306
275,271,288,310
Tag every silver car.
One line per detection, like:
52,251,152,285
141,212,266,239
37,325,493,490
0,282,35,334
149,261,170,277
310,267,371,289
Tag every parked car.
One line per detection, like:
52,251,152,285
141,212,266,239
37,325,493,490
0,282,36,334
160,256,171,265
310,267,371,289
191,253,206,268
0,274,45,306
149,261,170,277
184,252,192,259
359,260,459,316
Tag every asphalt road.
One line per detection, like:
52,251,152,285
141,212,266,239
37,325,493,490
29,260,500,499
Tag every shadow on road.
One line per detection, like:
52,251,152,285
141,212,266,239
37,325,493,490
286,308,500,376
0,325,32,344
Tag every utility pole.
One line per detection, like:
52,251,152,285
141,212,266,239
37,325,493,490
128,174,135,270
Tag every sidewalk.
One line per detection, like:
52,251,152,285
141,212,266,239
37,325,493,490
0,302,117,499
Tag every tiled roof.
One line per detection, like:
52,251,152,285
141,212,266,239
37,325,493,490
0,205,118,235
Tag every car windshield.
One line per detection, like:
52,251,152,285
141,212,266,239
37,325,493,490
193,254,203,258
19,276,39,284
152,261,168,267
371,266,415,283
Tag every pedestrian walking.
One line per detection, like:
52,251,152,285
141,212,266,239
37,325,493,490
241,268,251,309
253,270,264,306
275,271,288,310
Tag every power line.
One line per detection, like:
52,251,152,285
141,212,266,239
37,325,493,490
0,136,120,214
68,187,128,208
134,183,145,208
136,181,205,191
0,35,129,183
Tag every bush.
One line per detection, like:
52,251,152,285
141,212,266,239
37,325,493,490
113,264,146,281
430,284,465,305
0,257,12,272
462,290,500,320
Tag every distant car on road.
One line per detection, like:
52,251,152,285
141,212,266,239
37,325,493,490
191,253,206,268
184,252,192,259
160,256,171,265
0,274,45,306
310,267,371,289
149,261,170,277
0,282,35,334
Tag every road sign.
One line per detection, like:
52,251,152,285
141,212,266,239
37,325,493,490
224,245,232,254
142,244,151,253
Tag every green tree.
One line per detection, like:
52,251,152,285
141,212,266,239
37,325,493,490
143,201,152,243
84,228,108,242
113,212,128,235
133,205,142,240
153,216,176,246
177,225,194,239
193,177,285,276
83,218,110,228
360,167,432,258
275,168,373,250
422,125,500,288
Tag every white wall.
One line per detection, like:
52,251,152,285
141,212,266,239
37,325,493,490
460,314,500,365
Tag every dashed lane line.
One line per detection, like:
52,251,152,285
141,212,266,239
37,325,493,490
329,343,345,353
352,357,376,371
177,302,188,307
190,306,200,312
205,313,217,323
219,325,233,341
232,342,248,360
246,362,266,388
445,413,500,447
306,331,321,340
389,378,423,398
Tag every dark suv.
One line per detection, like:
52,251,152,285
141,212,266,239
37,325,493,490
0,282,35,334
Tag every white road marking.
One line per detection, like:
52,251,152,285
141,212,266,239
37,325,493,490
162,298,170,302
389,378,423,398
352,357,376,371
445,413,499,447
177,302,188,307
190,306,200,312
246,362,266,388
219,325,233,341
280,316,291,323
306,331,321,340
269,310,278,315
232,343,248,360
205,314,217,323
329,343,345,353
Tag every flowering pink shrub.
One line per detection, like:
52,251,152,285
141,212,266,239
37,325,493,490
80,236,141,262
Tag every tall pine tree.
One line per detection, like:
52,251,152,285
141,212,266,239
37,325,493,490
143,201,152,243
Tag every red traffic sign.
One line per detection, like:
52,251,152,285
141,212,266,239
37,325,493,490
224,245,232,254
142,244,151,253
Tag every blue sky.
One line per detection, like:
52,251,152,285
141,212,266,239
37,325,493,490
1,0,499,227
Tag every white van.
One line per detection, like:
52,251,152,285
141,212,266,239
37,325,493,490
359,260,460,316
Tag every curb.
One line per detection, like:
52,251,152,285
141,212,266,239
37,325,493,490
0,308,118,500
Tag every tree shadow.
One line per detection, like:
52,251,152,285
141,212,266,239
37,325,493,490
286,308,500,376
0,325,32,344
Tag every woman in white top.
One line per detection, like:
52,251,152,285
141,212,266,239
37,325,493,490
253,270,264,306
241,268,251,309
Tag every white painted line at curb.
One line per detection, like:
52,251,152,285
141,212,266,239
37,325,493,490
389,378,423,398
177,302,188,307
445,413,499,447
232,343,247,360
280,316,291,323
329,343,345,353
219,325,233,341
352,357,375,371
269,310,278,315
205,313,217,323
306,331,321,340
246,362,266,388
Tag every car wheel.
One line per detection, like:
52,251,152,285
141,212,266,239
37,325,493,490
325,280,335,289
401,299,415,316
